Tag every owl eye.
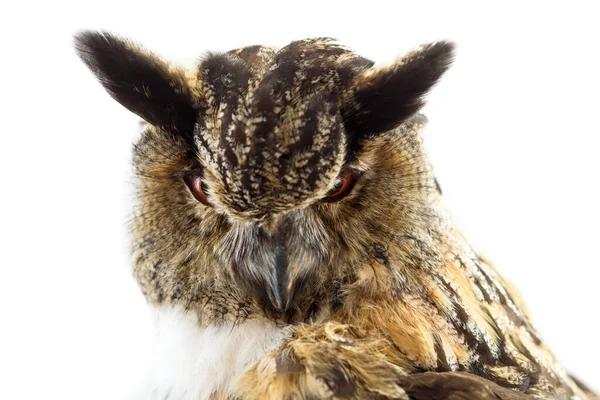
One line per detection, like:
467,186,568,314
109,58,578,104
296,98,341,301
322,173,357,203
184,174,211,206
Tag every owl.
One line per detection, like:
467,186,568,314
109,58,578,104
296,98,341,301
75,32,596,400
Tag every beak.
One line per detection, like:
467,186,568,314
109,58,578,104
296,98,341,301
269,238,289,312
223,214,323,319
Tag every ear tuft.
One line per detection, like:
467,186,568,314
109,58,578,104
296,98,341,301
74,31,197,135
343,41,455,138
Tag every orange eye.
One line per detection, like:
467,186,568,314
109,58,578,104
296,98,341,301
184,174,211,206
322,173,357,203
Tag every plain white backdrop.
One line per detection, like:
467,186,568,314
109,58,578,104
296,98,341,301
1,1,598,398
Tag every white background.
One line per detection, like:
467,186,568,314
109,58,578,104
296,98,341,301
1,1,598,398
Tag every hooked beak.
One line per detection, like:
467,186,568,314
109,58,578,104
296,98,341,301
269,238,289,312
221,213,327,319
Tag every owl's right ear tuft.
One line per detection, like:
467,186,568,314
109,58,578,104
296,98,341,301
74,31,197,135
342,41,454,147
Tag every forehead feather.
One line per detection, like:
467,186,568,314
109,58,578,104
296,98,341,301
193,39,372,217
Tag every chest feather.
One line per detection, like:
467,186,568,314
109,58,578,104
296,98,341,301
136,307,289,400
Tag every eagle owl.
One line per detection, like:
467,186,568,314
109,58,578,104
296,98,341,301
75,32,596,400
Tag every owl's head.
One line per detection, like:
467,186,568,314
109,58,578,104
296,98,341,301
75,32,454,321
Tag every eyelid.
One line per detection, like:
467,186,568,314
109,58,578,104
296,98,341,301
184,172,211,206
322,172,358,203
327,178,343,192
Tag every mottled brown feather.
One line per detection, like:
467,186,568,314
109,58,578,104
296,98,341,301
74,32,596,400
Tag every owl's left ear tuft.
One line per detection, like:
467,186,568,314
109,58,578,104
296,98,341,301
74,30,197,136
342,41,455,139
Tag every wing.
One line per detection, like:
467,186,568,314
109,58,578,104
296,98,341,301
397,372,531,400
240,322,536,400
243,363,533,399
